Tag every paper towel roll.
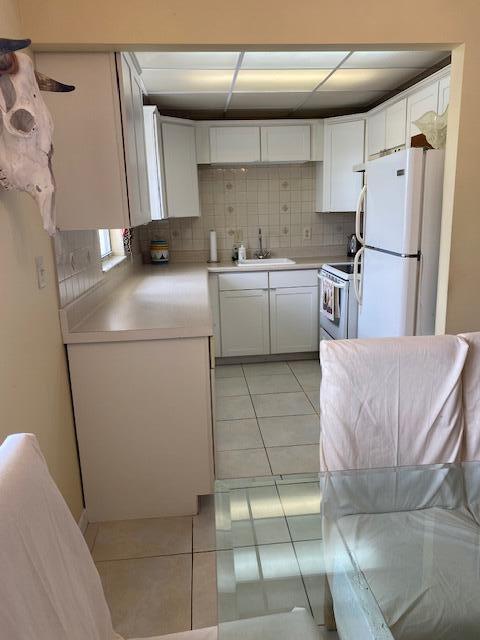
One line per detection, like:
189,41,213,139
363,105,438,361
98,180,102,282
209,230,218,262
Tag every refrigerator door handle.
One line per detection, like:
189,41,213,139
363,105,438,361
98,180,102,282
353,246,364,305
355,184,366,246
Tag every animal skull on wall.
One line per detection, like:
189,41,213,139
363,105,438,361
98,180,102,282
0,38,74,236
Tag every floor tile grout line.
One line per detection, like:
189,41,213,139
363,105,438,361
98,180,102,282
94,550,203,564
275,483,316,620
247,371,274,477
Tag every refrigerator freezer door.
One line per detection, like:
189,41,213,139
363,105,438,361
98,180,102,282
364,149,424,255
357,248,419,338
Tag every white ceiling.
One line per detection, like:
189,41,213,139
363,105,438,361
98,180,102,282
134,49,449,118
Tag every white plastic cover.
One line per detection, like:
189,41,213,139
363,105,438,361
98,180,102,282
0,433,120,640
319,335,468,471
459,332,480,461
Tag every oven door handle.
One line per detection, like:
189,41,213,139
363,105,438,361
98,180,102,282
318,273,347,289
353,247,364,305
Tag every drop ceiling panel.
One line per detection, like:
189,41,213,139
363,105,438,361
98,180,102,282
235,69,330,92
142,69,234,93
343,50,448,69
319,68,424,92
299,90,385,110
229,92,309,109
241,51,349,69
150,93,228,109
135,51,240,69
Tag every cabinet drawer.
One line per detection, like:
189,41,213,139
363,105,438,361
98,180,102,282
269,269,318,288
218,271,268,291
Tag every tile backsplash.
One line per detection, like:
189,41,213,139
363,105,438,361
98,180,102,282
54,230,105,307
138,163,354,261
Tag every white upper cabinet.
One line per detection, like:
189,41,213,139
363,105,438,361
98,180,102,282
367,98,406,158
36,52,131,230
406,81,440,142
322,118,365,212
209,126,261,163
367,110,386,157
161,119,200,218
385,98,407,150
117,53,152,227
143,106,167,220
260,125,311,162
438,75,450,113
143,111,200,218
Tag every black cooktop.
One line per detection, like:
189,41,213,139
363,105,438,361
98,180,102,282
332,263,356,274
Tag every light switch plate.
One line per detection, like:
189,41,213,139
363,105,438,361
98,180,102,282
35,256,47,289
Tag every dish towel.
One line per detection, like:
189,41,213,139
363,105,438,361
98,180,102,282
320,276,336,321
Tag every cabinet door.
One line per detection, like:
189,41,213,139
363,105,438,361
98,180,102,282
385,98,407,150
438,75,450,113
220,289,269,356
270,286,318,354
261,125,311,162
117,53,151,227
36,52,130,230
323,119,365,212
367,110,386,157
162,121,200,218
143,107,167,220
210,126,261,163
406,81,440,142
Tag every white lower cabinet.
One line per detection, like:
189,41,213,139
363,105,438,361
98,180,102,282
270,285,318,354
220,289,270,356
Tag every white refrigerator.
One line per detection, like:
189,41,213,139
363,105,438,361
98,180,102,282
354,148,445,338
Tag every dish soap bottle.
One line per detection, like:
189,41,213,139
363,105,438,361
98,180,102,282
238,244,246,262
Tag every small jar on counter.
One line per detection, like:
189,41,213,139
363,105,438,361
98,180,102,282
150,239,169,264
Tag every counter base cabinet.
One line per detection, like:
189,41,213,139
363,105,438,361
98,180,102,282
220,289,270,357
270,286,319,354
68,338,214,521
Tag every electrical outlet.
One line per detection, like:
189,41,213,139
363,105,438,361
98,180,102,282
35,256,47,289
303,227,311,240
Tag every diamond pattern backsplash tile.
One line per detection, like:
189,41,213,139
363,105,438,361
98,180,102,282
139,163,354,260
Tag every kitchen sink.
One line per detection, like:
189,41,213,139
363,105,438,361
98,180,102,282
236,258,296,266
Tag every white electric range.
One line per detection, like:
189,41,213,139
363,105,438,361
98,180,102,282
318,262,359,341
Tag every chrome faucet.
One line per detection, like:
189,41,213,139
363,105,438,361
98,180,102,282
254,228,271,259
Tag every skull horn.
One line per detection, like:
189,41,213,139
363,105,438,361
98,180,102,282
0,37,31,53
34,70,75,92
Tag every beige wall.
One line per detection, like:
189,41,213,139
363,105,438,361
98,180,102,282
17,0,480,334
0,0,83,519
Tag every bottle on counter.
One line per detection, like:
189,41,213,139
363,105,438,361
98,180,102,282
238,244,246,262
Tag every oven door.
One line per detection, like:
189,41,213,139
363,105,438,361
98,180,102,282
318,273,349,340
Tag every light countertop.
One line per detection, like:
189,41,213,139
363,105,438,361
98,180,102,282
62,255,350,345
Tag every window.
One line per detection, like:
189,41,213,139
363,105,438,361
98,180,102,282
98,229,126,272
98,229,112,259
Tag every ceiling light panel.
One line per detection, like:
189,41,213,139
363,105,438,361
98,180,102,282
135,51,240,69
235,69,330,92
241,51,349,69
142,69,234,93
229,92,309,109
343,50,448,69
319,68,424,92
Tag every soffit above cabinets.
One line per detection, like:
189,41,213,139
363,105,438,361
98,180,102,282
135,49,449,119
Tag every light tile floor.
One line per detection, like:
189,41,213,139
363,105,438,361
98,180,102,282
85,497,218,638
215,360,321,479
86,359,328,639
